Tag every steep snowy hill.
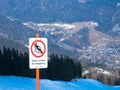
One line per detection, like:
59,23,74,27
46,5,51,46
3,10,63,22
0,76,120,90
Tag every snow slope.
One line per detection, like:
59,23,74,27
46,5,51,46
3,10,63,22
0,76,120,90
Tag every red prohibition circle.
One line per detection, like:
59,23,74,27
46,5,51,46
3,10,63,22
31,40,46,58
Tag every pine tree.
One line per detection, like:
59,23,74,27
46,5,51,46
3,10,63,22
44,54,82,81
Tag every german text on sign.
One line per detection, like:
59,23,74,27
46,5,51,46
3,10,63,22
29,38,48,69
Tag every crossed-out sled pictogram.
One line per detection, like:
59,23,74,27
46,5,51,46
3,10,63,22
34,43,43,54
31,40,46,58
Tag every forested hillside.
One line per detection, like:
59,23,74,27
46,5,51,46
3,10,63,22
0,47,82,81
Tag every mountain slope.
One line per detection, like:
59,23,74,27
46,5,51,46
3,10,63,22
0,35,27,52
24,21,112,51
0,0,119,33
0,15,37,43
24,21,120,68
0,15,74,56
0,15,38,52
0,14,120,68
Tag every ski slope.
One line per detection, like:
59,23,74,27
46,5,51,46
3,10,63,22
0,76,120,90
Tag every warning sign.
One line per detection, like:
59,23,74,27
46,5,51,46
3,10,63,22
29,38,48,69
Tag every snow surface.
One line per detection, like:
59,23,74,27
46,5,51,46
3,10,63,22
0,76,120,90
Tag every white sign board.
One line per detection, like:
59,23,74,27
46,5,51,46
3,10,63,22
29,38,48,69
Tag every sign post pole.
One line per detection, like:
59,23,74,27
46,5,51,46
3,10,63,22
36,33,40,90
29,33,48,90
36,68,40,90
